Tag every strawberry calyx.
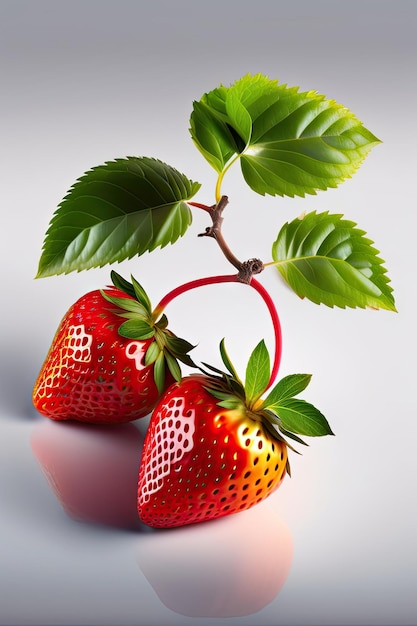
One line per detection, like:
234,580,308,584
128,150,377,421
101,270,197,393
200,339,334,475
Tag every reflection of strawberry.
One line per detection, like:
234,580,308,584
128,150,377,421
31,420,144,529
33,271,195,424
137,503,293,617
138,340,333,528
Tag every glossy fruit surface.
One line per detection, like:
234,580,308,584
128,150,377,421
137,375,288,528
33,287,175,424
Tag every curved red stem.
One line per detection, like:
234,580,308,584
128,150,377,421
154,274,282,390
249,278,282,390
153,274,239,319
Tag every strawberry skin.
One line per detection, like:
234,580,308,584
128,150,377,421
137,375,287,528
33,287,174,424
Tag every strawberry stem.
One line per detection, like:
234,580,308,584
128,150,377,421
249,277,282,390
153,274,240,319
153,273,282,389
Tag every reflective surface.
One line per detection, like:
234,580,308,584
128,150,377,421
1,1,417,625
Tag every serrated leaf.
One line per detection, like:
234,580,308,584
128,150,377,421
190,73,380,197
274,399,333,437
262,374,312,408
244,340,270,404
272,211,396,310
189,99,240,172
118,319,155,340
36,157,200,277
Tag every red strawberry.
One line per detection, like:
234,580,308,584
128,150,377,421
138,340,333,528
33,271,195,424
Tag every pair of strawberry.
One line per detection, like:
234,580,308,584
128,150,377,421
33,272,332,528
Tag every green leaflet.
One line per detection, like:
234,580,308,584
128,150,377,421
190,73,380,197
36,157,200,277
272,211,396,311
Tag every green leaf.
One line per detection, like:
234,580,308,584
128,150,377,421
244,340,270,404
263,374,312,408
189,99,240,172
118,319,155,340
272,211,396,311
274,398,333,437
190,73,380,197
36,157,200,277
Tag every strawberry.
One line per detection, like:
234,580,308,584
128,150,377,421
33,271,195,424
138,340,333,528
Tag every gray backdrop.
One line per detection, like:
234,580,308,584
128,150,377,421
1,1,416,625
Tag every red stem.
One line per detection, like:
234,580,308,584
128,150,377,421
153,274,282,389
249,278,282,390
153,274,239,318
188,201,212,212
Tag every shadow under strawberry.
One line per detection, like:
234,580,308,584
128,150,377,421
137,502,293,618
30,419,148,531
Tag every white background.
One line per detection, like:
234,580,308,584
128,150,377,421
1,1,416,625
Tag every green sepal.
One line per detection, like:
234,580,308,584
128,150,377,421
118,319,155,340
273,398,334,437
261,413,304,456
101,272,197,389
201,341,333,464
203,387,244,410
131,274,152,312
278,425,309,448
110,270,137,300
156,314,169,329
100,291,150,319
219,338,241,381
262,374,312,408
165,334,196,356
164,350,182,382
244,339,270,405
153,352,166,395
144,341,161,366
